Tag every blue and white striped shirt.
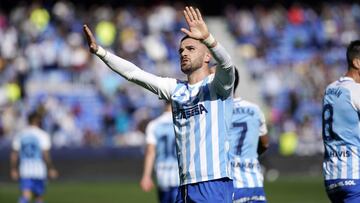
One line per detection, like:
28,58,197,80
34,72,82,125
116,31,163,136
12,126,51,179
146,112,179,189
98,41,234,185
171,74,233,185
229,98,267,188
322,77,360,180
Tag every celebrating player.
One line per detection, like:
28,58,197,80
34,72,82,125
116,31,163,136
230,69,269,203
140,102,179,203
322,40,360,203
10,112,58,203
84,6,235,202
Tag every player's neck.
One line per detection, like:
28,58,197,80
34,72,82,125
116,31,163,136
345,69,360,83
187,66,210,85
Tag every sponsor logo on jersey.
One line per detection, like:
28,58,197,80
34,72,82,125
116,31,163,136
173,104,208,119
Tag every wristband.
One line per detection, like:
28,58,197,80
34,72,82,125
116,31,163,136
202,34,216,47
96,46,107,58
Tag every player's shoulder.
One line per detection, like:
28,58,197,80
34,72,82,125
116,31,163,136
32,126,50,138
148,112,172,128
328,77,360,96
233,97,261,109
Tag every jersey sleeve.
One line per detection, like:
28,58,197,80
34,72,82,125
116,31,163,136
12,134,20,151
209,42,235,98
40,130,51,151
145,121,157,145
258,109,268,136
96,47,177,100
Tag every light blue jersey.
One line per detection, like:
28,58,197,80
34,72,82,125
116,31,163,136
12,126,51,179
171,74,233,185
322,77,360,181
230,98,267,188
146,112,179,190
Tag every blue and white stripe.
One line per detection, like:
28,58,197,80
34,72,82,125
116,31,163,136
229,98,267,189
171,75,233,185
146,112,179,189
323,145,360,180
322,77,360,181
12,127,51,179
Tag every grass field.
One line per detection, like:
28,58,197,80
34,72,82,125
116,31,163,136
0,176,329,203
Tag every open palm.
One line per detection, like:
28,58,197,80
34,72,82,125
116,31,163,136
181,7,209,40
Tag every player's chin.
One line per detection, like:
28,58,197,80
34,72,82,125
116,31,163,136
181,65,192,74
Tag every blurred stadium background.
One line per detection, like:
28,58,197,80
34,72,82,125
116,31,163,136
1,0,359,202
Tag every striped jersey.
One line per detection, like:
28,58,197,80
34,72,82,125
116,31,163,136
322,77,360,180
229,98,267,188
146,111,179,189
171,74,233,185
12,126,51,179
98,42,234,185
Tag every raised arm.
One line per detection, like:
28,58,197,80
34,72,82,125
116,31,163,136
83,25,177,100
181,7,234,97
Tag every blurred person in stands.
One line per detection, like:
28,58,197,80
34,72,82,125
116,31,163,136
84,6,235,202
10,112,58,203
230,69,269,202
140,101,179,203
322,40,360,203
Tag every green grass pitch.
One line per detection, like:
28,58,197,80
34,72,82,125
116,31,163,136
0,176,329,203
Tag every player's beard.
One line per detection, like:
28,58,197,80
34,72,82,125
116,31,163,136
181,59,202,74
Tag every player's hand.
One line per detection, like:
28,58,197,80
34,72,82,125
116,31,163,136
181,6,209,40
10,168,19,181
83,24,98,54
48,168,59,179
140,176,154,192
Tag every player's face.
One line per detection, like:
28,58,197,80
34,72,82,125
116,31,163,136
179,38,208,74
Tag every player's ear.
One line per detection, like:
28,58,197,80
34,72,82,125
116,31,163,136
353,58,360,70
204,52,211,64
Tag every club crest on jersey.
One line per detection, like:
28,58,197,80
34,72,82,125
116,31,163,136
173,104,208,119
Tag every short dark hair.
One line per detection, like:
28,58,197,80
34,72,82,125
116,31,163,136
27,111,41,125
233,68,239,94
346,40,360,69
180,35,191,42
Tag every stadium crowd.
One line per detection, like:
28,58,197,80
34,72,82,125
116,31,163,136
0,1,359,156
225,2,360,155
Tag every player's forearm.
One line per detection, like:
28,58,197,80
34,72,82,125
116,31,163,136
10,151,18,170
142,146,156,177
257,135,270,155
95,47,176,99
204,37,235,96
202,34,232,68
43,151,56,169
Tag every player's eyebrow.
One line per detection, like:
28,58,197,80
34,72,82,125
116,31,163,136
178,46,196,54
178,48,184,54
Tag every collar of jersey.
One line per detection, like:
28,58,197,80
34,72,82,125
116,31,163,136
339,76,354,82
187,74,213,88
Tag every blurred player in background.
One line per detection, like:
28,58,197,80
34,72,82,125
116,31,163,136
10,112,58,203
322,40,360,203
140,102,179,203
84,6,235,202
230,69,269,203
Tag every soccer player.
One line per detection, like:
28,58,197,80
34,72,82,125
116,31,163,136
322,40,360,203
230,69,269,203
84,6,235,202
10,112,58,203
140,102,179,203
